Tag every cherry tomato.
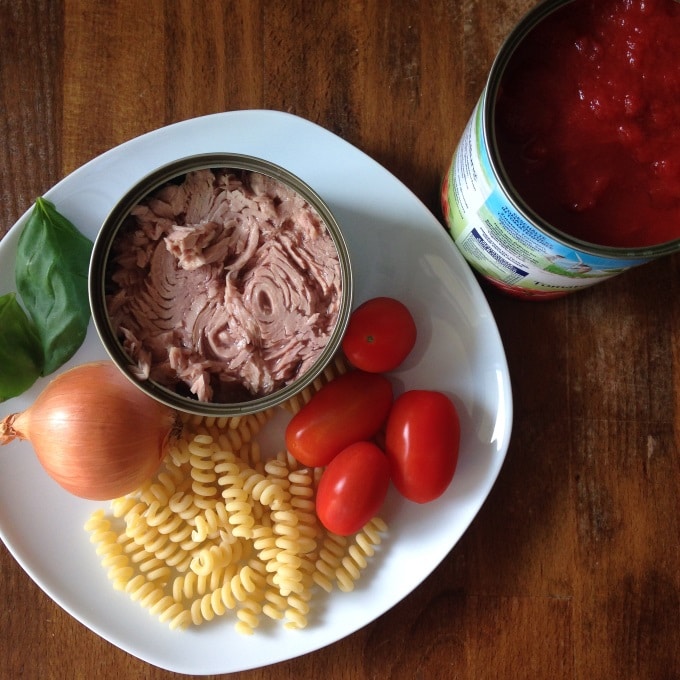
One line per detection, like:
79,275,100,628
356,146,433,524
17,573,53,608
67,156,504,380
316,441,391,536
285,370,393,468
384,390,460,503
341,296,417,373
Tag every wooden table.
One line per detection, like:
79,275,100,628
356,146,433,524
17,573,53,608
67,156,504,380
2,1,679,678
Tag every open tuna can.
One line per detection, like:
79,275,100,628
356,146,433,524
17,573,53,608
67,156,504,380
89,153,353,417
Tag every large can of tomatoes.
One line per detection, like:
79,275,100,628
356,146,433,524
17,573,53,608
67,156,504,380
441,0,680,299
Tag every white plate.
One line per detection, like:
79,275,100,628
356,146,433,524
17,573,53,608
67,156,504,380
0,110,512,675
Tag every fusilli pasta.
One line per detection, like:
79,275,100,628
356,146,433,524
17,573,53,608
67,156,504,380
85,355,388,636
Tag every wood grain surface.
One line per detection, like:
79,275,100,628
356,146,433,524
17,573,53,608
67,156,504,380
1,1,679,679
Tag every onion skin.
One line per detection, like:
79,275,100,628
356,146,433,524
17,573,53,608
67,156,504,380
0,361,179,500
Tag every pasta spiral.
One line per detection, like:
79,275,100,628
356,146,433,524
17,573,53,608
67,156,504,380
335,518,388,593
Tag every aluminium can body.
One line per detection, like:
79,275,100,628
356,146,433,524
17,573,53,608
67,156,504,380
440,0,680,300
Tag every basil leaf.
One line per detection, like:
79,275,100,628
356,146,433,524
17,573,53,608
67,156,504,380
15,197,94,375
0,293,43,402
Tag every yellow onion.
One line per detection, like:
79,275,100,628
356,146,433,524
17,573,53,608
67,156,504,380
0,361,179,500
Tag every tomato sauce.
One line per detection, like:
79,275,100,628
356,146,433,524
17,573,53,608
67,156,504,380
495,0,680,248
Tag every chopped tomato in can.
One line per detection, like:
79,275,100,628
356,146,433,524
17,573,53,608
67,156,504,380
441,0,680,299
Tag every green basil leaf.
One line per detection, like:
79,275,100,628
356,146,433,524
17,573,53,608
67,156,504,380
15,197,94,375
0,292,43,401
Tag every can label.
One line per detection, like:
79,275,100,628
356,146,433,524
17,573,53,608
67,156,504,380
441,99,651,299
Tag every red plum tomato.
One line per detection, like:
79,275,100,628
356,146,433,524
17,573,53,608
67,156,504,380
341,297,417,373
385,390,460,503
316,441,391,536
285,370,393,468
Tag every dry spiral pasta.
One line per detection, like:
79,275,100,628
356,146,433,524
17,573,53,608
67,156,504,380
84,510,134,591
313,531,349,593
85,355,389,635
188,436,219,500
335,517,388,592
241,467,286,509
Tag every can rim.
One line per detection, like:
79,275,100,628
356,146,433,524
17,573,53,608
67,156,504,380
482,0,680,259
